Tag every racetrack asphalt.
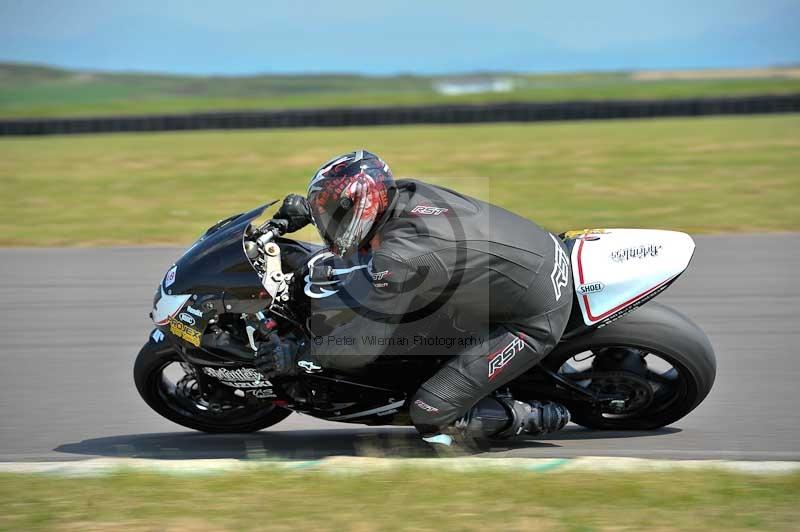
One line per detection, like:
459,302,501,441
1,234,798,461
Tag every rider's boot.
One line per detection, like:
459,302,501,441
493,398,570,438
423,397,570,449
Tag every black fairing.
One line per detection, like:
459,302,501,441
167,204,267,300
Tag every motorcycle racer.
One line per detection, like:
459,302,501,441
257,150,572,445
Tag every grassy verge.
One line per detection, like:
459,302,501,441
1,114,798,246
1,469,798,530
2,63,800,118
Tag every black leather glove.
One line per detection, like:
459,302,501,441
254,334,298,378
273,194,312,233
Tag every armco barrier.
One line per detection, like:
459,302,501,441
1,94,798,136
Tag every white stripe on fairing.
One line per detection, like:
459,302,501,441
152,286,192,325
329,400,406,420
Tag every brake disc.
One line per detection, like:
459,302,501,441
588,371,654,414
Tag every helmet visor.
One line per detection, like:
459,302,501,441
309,191,377,257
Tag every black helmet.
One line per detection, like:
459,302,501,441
307,150,396,257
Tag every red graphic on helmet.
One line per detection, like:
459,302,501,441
307,151,395,257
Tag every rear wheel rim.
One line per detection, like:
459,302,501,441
547,345,692,424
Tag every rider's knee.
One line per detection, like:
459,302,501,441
409,388,460,435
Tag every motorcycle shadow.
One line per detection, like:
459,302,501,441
54,427,565,460
533,425,682,441
54,426,675,461
500,424,683,450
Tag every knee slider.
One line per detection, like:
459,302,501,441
410,390,458,436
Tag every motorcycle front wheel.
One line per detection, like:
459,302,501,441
133,336,292,433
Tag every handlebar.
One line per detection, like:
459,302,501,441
258,218,288,235
254,218,289,248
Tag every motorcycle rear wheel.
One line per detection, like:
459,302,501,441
134,336,292,433
539,302,716,430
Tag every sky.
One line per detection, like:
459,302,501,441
0,0,798,75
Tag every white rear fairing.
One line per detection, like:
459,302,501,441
569,229,695,326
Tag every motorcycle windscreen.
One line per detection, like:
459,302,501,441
161,204,269,300
569,229,695,326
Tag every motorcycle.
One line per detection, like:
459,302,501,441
134,202,716,435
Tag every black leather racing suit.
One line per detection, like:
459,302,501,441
306,180,573,435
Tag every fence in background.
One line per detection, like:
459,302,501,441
1,94,798,136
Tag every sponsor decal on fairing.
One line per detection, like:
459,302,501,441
151,329,165,343
168,317,202,347
164,265,177,288
250,389,277,399
610,244,663,263
578,282,605,295
186,305,204,318
178,312,196,326
202,367,273,389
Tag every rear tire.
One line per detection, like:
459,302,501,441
540,302,716,430
134,335,292,433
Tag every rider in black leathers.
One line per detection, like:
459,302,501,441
258,150,571,444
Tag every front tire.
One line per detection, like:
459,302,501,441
134,335,292,433
541,302,716,430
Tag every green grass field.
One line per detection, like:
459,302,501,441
2,469,798,530
1,114,798,246
2,63,800,118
